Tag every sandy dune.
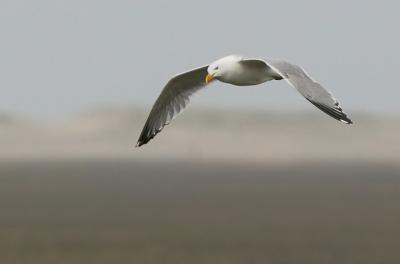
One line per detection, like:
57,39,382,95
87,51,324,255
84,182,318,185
0,108,399,163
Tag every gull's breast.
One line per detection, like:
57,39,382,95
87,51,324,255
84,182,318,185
221,63,274,86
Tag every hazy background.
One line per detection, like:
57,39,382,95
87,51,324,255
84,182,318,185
1,0,399,119
1,1,400,263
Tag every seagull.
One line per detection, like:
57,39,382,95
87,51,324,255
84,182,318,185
136,55,352,147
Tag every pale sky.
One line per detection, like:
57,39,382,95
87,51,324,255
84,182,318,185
0,0,399,119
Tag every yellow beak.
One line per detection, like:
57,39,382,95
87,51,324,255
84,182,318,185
205,73,215,84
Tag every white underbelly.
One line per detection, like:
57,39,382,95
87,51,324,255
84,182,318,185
220,64,274,86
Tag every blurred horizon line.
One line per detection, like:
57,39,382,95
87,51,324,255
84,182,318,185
0,104,395,123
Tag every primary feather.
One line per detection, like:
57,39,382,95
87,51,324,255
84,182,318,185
136,66,208,147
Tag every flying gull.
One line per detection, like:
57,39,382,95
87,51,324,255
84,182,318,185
137,55,352,147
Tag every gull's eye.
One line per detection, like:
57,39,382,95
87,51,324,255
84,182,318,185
214,66,219,71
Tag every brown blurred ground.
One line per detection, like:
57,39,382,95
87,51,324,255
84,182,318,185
0,109,399,263
1,160,400,264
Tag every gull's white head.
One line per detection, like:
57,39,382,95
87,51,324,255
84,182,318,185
205,55,243,83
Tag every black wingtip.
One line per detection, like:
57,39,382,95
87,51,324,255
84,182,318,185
135,136,153,147
135,135,152,148
135,135,147,148
136,137,152,147
136,125,161,148
342,118,353,125
306,99,353,125
338,112,353,125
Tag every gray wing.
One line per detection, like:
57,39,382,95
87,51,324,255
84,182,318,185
137,65,209,147
263,59,353,124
